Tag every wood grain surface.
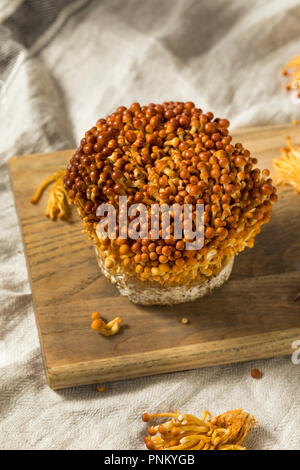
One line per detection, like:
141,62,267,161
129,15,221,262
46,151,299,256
8,123,300,389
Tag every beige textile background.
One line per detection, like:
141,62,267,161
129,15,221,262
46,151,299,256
0,0,299,450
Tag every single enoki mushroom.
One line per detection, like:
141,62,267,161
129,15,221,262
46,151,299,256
142,408,257,450
90,311,122,336
282,54,300,98
30,170,71,220
273,136,300,194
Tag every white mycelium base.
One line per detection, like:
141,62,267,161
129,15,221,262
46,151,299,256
95,246,234,306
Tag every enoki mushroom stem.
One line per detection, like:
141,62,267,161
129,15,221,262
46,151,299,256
273,136,300,194
30,170,71,220
91,312,123,336
142,408,256,450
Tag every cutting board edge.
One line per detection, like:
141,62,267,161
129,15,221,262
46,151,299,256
8,157,54,382
46,327,300,389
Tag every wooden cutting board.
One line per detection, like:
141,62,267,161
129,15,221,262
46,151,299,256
8,123,300,390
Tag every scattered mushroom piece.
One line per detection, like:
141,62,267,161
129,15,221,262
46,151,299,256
90,312,123,336
251,368,261,379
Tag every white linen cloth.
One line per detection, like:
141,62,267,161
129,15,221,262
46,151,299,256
0,0,299,450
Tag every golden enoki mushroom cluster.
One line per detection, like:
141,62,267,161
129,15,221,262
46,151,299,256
142,408,256,450
282,54,300,98
30,170,70,220
64,102,277,286
273,136,300,194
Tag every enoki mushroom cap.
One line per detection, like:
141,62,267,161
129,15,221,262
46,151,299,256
64,102,277,285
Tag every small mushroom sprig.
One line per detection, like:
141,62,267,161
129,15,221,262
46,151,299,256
30,169,71,220
273,136,300,195
282,53,300,98
90,311,122,336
